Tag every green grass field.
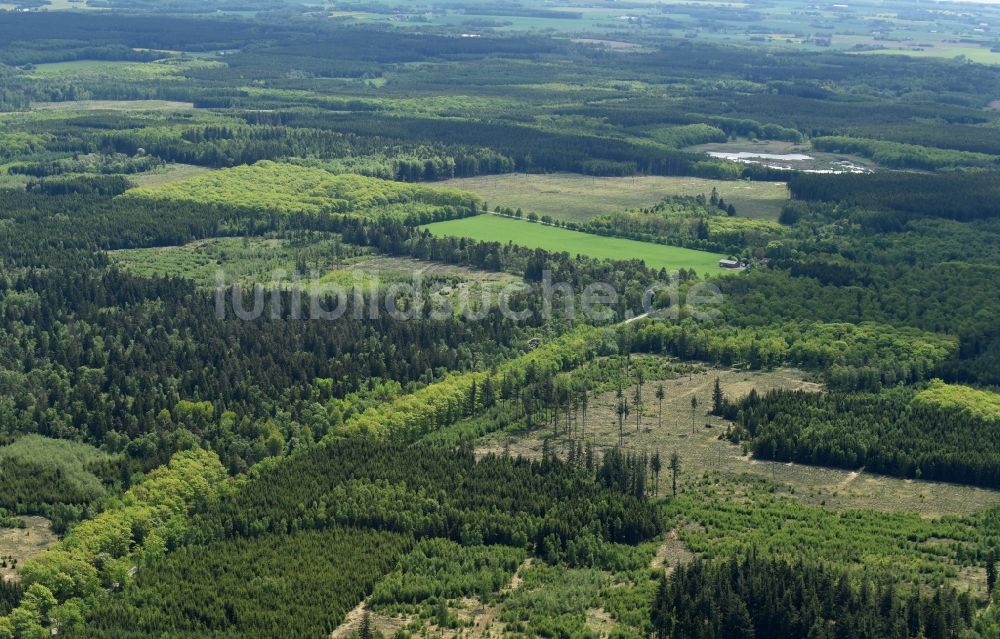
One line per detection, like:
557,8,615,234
33,100,195,112
129,163,213,187
421,214,727,273
863,46,1000,65
437,173,789,221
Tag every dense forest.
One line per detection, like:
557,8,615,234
652,553,976,639
1,3,1000,638
723,384,1000,487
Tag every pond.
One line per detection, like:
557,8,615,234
706,151,872,174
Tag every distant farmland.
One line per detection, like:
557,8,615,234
438,172,790,221
420,214,727,273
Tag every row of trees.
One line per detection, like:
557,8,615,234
26,175,133,197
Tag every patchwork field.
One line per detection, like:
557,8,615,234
437,173,790,221
109,236,520,299
420,214,728,273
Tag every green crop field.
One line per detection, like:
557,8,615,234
421,214,728,273
438,173,790,221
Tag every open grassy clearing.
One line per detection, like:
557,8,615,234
314,255,522,315
478,362,1000,517
129,163,213,187
862,46,1000,65
32,99,196,112
46,0,89,8
421,214,727,273
25,58,224,80
335,255,518,283
0,517,57,583
437,172,790,221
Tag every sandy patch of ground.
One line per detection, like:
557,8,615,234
0,517,58,583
